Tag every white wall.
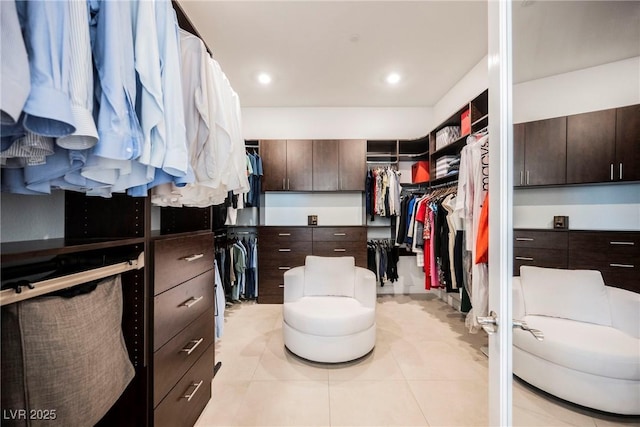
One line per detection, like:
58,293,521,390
514,56,640,123
242,107,432,140
263,192,363,226
513,57,640,231
1,192,65,242
432,55,489,126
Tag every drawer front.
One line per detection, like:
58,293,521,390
154,269,214,350
312,241,367,268
154,233,214,295
569,231,639,261
259,227,312,243
154,344,213,427
259,241,312,264
257,275,286,296
568,231,639,293
513,230,568,249
257,294,283,304
154,308,214,407
513,248,568,276
312,227,366,242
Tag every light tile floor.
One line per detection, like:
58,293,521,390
195,294,639,427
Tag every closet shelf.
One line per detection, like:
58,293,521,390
431,135,468,158
1,237,146,263
472,114,489,126
429,174,459,187
0,252,145,306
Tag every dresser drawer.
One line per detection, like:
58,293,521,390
513,230,568,249
312,227,366,242
259,227,312,243
257,277,286,297
312,244,367,268
154,269,214,350
259,242,312,263
154,233,214,295
513,248,568,276
154,343,213,427
569,231,639,260
154,308,214,407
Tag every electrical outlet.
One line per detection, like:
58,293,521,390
308,215,318,226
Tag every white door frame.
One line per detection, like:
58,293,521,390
488,0,514,425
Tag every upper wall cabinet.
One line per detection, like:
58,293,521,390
615,104,640,182
566,109,616,184
515,117,567,187
516,103,639,187
260,139,313,191
312,139,365,191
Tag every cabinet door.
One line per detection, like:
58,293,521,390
524,117,567,186
339,139,366,191
312,140,339,191
567,109,615,184
260,139,287,190
286,139,313,191
616,104,640,182
513,123,525,187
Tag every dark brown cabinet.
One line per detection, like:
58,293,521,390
513,229,568,275
514,228,639,294
568,231,639,294
515,104,639,187
513,123,526,186
312,139,366,191
615,104,640,182
257,226,366,303
516,117,567,187
338,139,366,191
566,109,616,184
260,139,313,191
152,230,215,426
313,140,339,191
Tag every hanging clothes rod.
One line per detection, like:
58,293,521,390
0,252,145,306
429,180,459,190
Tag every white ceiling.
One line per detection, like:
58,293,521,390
178,1,640,108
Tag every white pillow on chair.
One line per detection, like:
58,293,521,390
304,256,355,297
520,266,612,326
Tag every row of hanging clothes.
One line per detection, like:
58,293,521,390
365,166,402,220
366,239,400,286
1,0,249,205
395,183,469,297
215,230,258,303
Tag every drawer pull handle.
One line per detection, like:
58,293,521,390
515,238,534,242
183,253,204,262
333,233,347,236
610,263,634,268
181,338,204,355
182,380,204,402
334,249,346,252
515,256,534,261
182,296,204,308
278,266,291,270
279,285,285,288
610,241,634,246
278,249,291,252
278,233,291,236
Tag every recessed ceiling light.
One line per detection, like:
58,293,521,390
258,73,272,85
386,72,401,85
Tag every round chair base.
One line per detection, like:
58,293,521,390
283,321,376,363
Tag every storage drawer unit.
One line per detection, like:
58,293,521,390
513,229,568,275
152,231,215,426
257,226,367,303
154,269,214,351
258,227,312,304
153,308,214,407
154,233,215,295
154,343,214,427
568,231,639,293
